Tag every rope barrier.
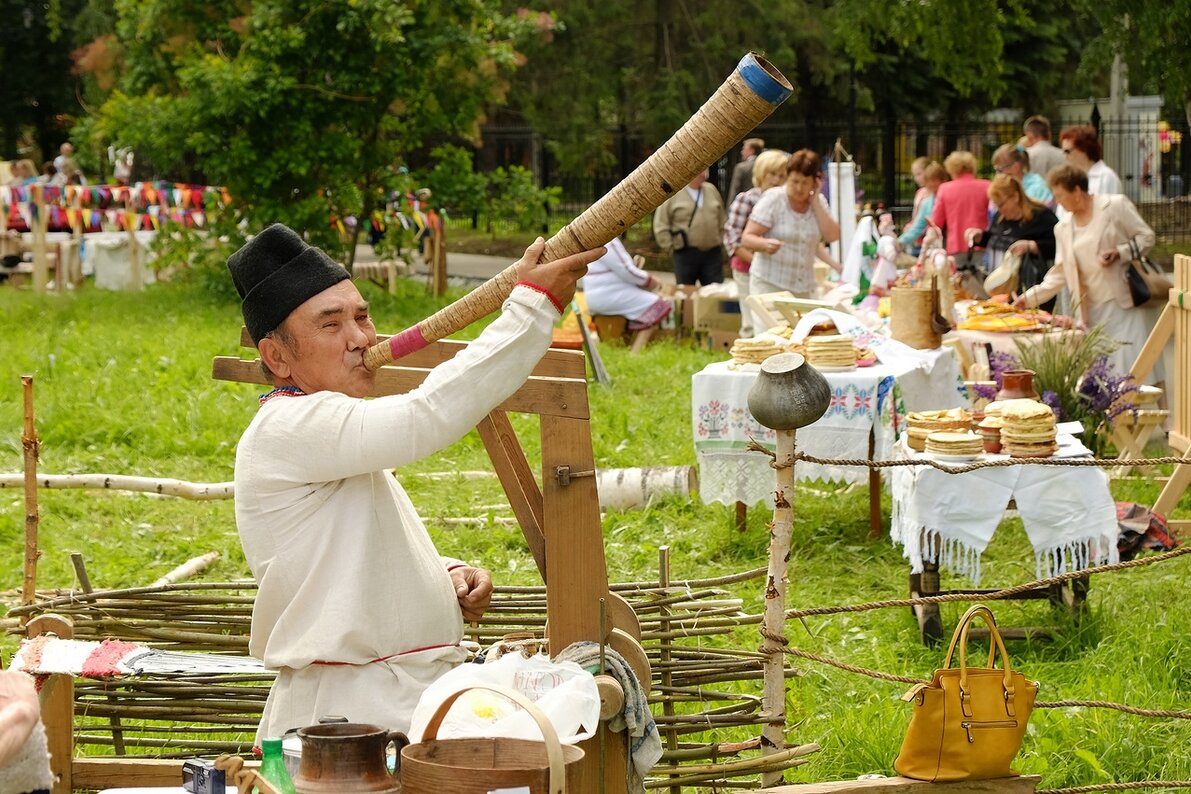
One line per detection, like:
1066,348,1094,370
784,547,1191,620
1039,783,1191,793
743,439,1191,474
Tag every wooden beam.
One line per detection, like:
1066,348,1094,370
73,758,187,789
476,411,547,579
211,357,589,419
236,327,586,380
765,775,1041,793
27,614,73,794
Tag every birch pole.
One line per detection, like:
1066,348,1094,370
745,352,831,788
760,427,795,786
22,375,41,624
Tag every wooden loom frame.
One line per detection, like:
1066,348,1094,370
1110,253,1191,534
211,331,635,792
25,331,634,793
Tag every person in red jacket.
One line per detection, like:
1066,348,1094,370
929,151,991,257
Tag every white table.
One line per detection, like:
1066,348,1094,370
692,348,964,533
889,435,1118,642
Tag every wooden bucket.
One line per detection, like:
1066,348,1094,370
890,287,941,349
401,684,584,794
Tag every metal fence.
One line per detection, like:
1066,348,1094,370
473,116,1191,243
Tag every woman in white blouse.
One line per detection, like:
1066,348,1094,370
1015,164,1158,380
741,149,841,298
1058,124,1122,195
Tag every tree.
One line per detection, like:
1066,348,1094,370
82,0,540,265
1072,1,1191,125
0,0,91,162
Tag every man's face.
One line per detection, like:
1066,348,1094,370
268,280,378,398
689,170,708,189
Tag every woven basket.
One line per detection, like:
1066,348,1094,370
890,287,942,350
401,685,584,794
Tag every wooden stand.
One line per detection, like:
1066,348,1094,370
909,559,1086,646
212,329,633,794
1116,254,1191,535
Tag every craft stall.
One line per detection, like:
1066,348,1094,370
1,181,224,292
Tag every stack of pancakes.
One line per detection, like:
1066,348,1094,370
924,431,983,458
805,335,856,369
906,408,972,452
729,337,784,365
999,398,1057,457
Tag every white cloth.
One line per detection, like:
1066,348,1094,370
841,213,877,289
580,238,664,323
748,188,827,295
889,438,1118,584
0,721,54,794
235,286,558,738
692,351,964,506
1087,160,1123,195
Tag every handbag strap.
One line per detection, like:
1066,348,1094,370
943,605,1019,718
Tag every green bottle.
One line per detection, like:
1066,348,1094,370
256,737,297,794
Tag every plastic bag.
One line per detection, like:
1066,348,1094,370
407,651,601,745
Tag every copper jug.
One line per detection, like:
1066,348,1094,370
996,369,1040,401
293,722,406,794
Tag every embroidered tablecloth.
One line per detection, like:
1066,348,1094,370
692,350,965,507
889,437,1118,585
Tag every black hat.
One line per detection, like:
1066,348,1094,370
227,224,350,344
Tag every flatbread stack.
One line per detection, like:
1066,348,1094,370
805,334,856,369
999,398,1057,457
924,431,983,459
729,337,784,365
906,408,973,452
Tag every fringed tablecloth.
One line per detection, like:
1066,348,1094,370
692,339,964,507
889,437,1118,585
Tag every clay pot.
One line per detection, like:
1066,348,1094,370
996,369,1040,401
293,723,406,794
747,352,832,431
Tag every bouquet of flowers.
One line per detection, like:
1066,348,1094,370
974,326,1139,457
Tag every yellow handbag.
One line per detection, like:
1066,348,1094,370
893,605,1038,782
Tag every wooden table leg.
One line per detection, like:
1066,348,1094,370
735,500,748,532
910,561,943,646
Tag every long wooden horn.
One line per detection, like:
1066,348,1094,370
363,52,792,371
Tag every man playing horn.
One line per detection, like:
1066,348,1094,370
226,224,604,738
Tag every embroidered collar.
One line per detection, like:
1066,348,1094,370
259,385,306,405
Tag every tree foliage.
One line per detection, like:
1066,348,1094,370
1072,0,1191,124
83,0,540,259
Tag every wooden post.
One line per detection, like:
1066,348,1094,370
761,427,795,786
658,546,680,794
28,614,74,794
430,218,447,297
124,186,142,291
21,375,40,622
31,184,48,293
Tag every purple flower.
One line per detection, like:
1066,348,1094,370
988,351,1021,388
1041,390,1061,419
973,382,998,401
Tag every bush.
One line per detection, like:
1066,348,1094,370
487,165,560,235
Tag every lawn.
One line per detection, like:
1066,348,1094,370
1,269,1189,789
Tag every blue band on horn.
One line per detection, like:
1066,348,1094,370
736,53,792,106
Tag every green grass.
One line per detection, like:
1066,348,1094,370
1,274,1190,788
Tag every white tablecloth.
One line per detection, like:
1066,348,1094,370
889,437,1118,585
692,347,965,507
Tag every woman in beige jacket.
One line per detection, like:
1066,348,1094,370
1015,164,1158,380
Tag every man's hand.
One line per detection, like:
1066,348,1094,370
0,670,42,766
515,237,606,308
449,566,494,622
